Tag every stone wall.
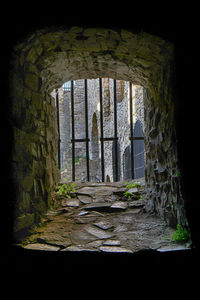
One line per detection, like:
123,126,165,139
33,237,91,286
144,76,187,228
10,54,60,240
9,26,188,240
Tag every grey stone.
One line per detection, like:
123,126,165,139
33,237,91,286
61,245,98,252
65,199,80,207
93,220,113,230
70,229,98,243
127,188,138,194
77,195,93,204
78,210,89,216
128,200,145,208
87,240,104,248
103,239,121,246
110,201,127,210
83,202,111,212
84,225,114,239
77,187,96,196
99,246,133,253
156,245,190,252
24,243,60,251
113,188,127,196
113,224,129,233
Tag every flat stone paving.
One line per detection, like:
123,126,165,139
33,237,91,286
22,179,190,253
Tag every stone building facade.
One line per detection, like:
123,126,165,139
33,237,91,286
52,79,145,182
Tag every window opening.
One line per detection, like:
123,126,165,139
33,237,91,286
55,79,145,182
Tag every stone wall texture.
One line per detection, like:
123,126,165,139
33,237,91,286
9,26,188,239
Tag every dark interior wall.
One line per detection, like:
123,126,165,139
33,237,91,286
9,53,60,239
2,5,199,248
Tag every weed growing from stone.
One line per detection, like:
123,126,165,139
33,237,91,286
125,181,140,189
123,191,134,199
56,183,76,199
172,224,189,242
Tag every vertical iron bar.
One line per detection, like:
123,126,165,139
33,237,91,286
99,78,105,182
85,79,90,181
129,82,134,179
56,89,61,170
113,79,118,181
71,80,75,181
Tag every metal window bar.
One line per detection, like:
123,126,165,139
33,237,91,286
71,80,75,181
71,79,91,181
129,82,144,179
99,78,105,182
113,79,119,181
84,79,90,181
129,82,134,179
56,89,61,170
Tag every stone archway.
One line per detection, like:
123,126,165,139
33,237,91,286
10,26,188,239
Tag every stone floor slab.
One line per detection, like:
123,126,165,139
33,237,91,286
93,220,113,230
20,180,191,254
84,225,114,239
83,202,111,212
99,246,133,253
24,243,60,251
61,245,98,252
77,195,93,204
103,239,121,246
128,200,145,208
65,199,80,207
110,201,128,210
70,229,98,243
87,240,104,248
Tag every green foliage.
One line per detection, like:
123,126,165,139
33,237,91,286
172,224,189,242
123,181,142,199
125,181,140,189
56,183,76,199
75,157,79,163
123,191,134,199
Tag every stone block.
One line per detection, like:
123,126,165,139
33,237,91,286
21,174,34,192
14,213,34,232
25,73,39,91
26,47,38,64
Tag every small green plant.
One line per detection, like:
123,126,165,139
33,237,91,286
172,224,189,242
123,191,134,199
125,181,140,189
75,157,79,163
56,183,76,199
